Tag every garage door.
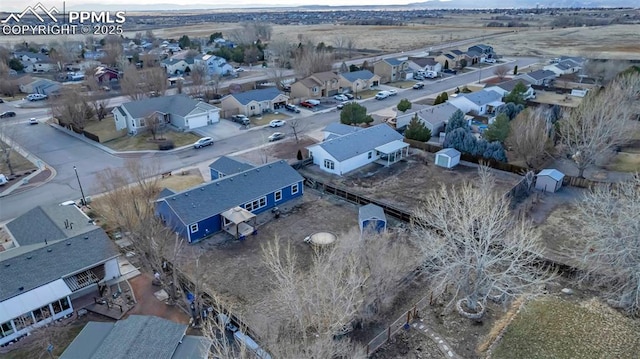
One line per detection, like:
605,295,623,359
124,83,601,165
187,113,208,129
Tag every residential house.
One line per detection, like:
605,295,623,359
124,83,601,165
161,58,190,75
543,58,583,76
338,70,381,95
485,78,535,99
112,94,220,134
467,44,495,57
518,69,557,86
60,315,211,359
94,66,120,83
373,57,410,83
448,89,504,116
396,102,460,135
220,88,289,117
18,77,61,95
323,122,361,141
156,160,304,243
194,54,233,76
435,53,456,69
290,71,342,99
465,50,485,65
83,50,105,60
408,57,442,74
13,52,57,72
306,123,409,176
0,204,120,346
209,156,255,180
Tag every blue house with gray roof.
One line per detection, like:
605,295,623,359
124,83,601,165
208,156,255,180
306,123,409,176
220,87,289,117
156,160,304,243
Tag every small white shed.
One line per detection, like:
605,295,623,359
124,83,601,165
435,148,461,169
535,169,565,193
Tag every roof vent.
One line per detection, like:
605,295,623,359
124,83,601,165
19,286,24,291
26,256,32,260
47,248,53,252
269,165,272,168
84,236,89,240
244,173,247,176
200,187,205,191
172,197,176,200
185,193,189,196
4,263,9,267
66,242,71,246
216,183,219,186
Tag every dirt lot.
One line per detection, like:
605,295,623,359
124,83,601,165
300,150,522,212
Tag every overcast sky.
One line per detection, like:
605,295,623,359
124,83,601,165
1,0,427,12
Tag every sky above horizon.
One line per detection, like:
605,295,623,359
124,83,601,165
1,0,435,12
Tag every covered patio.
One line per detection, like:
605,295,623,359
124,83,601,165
375,140,410,167
221,207,257,240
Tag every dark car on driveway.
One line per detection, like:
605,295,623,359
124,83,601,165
0,111,16,118
231,114,250,125
443,69,458,75
284,104,300,113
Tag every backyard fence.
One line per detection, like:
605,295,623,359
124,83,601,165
365,295,432,356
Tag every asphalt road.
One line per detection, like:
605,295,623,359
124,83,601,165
0,57,539,221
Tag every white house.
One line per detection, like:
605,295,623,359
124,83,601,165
0,204,120,346
306,123,409,176
409,57,442,74
448,90,504,116
435,148,461,168
194,54,233,76
161,58,191,75
14,51,57,73
112,94,220,134
543,58,583,76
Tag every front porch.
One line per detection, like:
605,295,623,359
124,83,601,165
375,140,410,167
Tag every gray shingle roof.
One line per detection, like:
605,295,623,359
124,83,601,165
493,78,531,92
119,94,211,119
450,49,464,55
396,102,459,129
5,203,95,247
159,160,303,225
341,70,376,83
384,58,404,66
172,335,212,359
208,156,254,176
0,228,119,302
228,87,282,105
437,148,461,158
323,123,362,136
410,57,438,68
456,89,503,106
522,69,556,81
62,316,194,359
538,169,565,181
311,124,404,162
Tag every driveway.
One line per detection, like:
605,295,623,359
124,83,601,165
192,119,246,141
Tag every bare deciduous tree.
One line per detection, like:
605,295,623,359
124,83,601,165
507,107,550,169
572,176,640,317
0,123,17,175
145,112,166,140
84,66,109,120
346,37,356,59
143,67,168,97
293,41,334,78
121,65,145,101
582,59,630,86
51,88,93,131
266,39,292,68
493,64,510,80
560,73,639,178
411,166,555,318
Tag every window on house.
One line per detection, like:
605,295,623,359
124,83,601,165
368,152,372,159
60,297,70,311
312,87,318,92
291,183,299,195
245,196,267,212
190,223,199,233
1,321,15,338
250,106,255,110
324,159,335,170
275,190,282,202
13,313,34,331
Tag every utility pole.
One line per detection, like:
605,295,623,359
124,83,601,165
73,166,87,206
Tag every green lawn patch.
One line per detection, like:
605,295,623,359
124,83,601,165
103,131,201,151
492,297,640,359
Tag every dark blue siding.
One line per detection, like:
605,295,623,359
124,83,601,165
209,169,221,180
157,201,188,239
189,215,222,243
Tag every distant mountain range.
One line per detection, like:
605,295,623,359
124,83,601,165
60,0,638,12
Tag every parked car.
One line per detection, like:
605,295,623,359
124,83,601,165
484,58,496,64
443,69,457,74
333,94,348,101
234,66,244,72
193,137,214,149
0,174,7,186
387,89,398,96
0,111,16,118
268,132,285,142
284,104,300,113
412,82,425,90
375,91,390,100
344,93,354,100
299,101,315,109
269,120,286,128
28,118,38,125
231,114,251,125
306,99,321,106
26,93,47,101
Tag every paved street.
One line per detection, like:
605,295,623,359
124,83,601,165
0,57,539,221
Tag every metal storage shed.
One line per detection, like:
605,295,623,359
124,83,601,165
359,204,387,234
535,169,565,193
435,148,461,169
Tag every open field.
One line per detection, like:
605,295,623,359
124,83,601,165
492,297,640,359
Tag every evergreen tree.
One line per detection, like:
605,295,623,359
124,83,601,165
504,81,528,105
446,110,468,134
433,93,443,105
483,113,510,143
405,115,432,142
397,98,412,113
340,102,373,125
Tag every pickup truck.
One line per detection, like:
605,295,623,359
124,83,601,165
231,115,250,125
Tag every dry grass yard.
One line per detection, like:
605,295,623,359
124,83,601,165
158,170,204,192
